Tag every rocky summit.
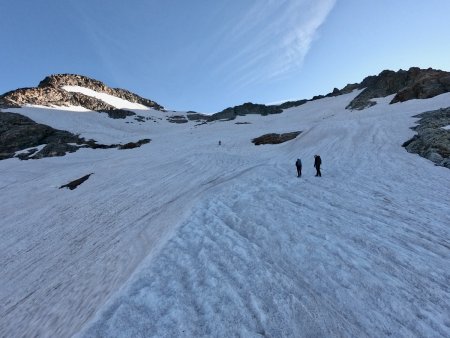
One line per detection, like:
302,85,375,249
0,74,164,111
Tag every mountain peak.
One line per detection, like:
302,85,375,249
0,74,164,111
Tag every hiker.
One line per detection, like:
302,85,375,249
314,155,322,177
218,140,221,146
295,158,302,177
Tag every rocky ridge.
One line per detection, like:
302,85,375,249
346,67,450,110
187,67,450,122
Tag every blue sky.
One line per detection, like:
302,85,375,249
1,0,450,113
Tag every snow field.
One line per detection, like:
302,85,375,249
1,88,450,337
81,93,450,337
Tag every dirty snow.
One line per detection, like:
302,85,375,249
1,91,450,337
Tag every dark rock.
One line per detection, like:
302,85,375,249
98,109,135,119
210,102,283,121
402,107,450,168
391,72,450,103
235,122,251,125
0,111,152,160
134,115,146,122
311,94,326,101
278,99,308,110
186,112,208,122
16,148,38,160
59,173,93,190
252,131,301,145
167,115,188,123
118,139,151,150
0,112,82,160
82,140,117,150
33,143,80,159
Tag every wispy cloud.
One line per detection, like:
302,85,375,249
211,0,337,89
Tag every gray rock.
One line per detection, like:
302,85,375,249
402,107,450,169
426,151,444,163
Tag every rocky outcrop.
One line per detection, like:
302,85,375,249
0,111,152,160
0,74,163,114
0,112,83,160
402,107,450,168
59,173,93,190
346,67,450,110
118,139,151,150
98,109,136,119
210,102,283,121
391,71,450,103
167,115,188,123
252,131,301,145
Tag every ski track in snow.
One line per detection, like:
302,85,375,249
1,90,450,337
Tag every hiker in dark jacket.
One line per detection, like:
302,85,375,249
314,155,322,177
295,158,302,177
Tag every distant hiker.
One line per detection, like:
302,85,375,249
218,140,222,146
295,158,302,177
314,155,322,177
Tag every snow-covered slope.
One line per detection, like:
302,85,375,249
1,88,449,337
62,85,150,110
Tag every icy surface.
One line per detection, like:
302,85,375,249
443,125,450,130
1,91,450,337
